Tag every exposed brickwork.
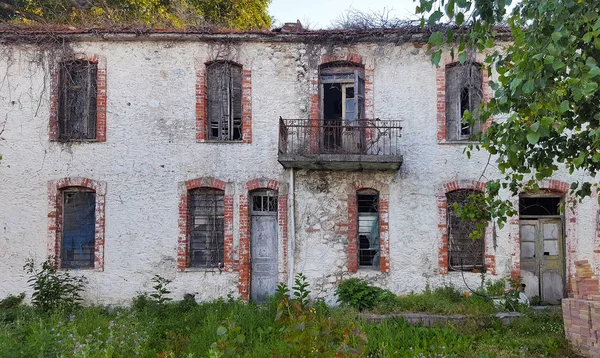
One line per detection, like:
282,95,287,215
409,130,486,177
49,54,107,142
436,54,493,143
195,60,252,143
177,177,234,272
347,180,390,273
238,179,288,300
508,180,577,294
436,180,489,274
48,177,107,271
594,190,600,272
563,260,600,357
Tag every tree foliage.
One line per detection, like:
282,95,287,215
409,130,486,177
0,0,272,29
418,0,600,229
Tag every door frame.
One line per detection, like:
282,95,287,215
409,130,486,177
519,194,567,303
249,189,279,302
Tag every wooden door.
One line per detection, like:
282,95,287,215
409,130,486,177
250,191,278,302
520,219,564,304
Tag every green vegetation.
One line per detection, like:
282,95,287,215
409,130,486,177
0,275,574,357
0,0,272,29
418,0,600,234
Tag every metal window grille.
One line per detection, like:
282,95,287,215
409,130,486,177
58,60,97,140
357,191,380,269
445,62,483,141
207,62,243,141
61,189,96,269
447,189,484,270
252,191,277,213
188,188,225,268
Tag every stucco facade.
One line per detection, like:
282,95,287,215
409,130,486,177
0,29,598,305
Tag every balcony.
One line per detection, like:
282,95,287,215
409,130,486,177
278,118,403,170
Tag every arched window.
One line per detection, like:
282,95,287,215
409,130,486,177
357,189,380,269
60,187,96,269
188,187,225,268
206,61,243,141
445,62,483,141
446,189,484,270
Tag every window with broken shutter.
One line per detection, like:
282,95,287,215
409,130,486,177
206,62,243,141
447,190,484,271
58,60,98,140
445,63,483,141
61,189,96,269
188,188,225,268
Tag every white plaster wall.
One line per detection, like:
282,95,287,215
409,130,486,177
0,38,597,305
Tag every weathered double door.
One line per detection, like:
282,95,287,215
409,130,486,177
250,191,278,302
520,219,564,304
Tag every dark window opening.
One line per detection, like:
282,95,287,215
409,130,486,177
445,62,483,141
519,197,561,216
188,188,225,268
320,66,365,153
357,190,380,269
207,62,242,141
62,189,95,269
447,189,484,271
58,60,97,140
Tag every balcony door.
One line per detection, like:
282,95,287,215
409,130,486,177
319,65,365,153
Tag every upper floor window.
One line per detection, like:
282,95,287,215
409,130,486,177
320,62,365,122
188,187,225,268
58,60,98,140
446,189,484,271
206,62,242,141
445,63,482,141
357,189,380,269
61,188,96,269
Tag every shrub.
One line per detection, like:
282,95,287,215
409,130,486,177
335,278,384,311
433,285,464,303
23,257,86,312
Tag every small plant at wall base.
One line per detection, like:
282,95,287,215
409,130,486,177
150,275,173,304
335,278,385,311
23,257,86,312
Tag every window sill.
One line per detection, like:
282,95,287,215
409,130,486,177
198,140,247,144
184,267,225,273
438,140,481,145
51,139,100,143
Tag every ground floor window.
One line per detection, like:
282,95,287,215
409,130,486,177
357,189,380,269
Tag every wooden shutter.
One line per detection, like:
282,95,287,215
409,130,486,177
355,70,365,120
58,60,97,140
468,64,483,135
207,62,243,141
445,65,462,141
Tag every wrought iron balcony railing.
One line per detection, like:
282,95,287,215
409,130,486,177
278,118,403,170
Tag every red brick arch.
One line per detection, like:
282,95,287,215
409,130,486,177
238,179,288,300
436,180,494,274
347,180,390,273
177,177,234,272
48,177,107,271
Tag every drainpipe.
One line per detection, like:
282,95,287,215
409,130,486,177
288,167,296,288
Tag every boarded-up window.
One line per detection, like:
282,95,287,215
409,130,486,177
58,60,98,140
447,190,484,271
446,63,482,141
206,62,242,141
61,189,96,269
188,188,224,268
357,189,380,269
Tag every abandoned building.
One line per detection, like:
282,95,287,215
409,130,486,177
0,26,598,305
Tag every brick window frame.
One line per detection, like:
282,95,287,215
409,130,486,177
436,180,496,274
436,54,493,144
238,179,288,300
177,177,235,272
49,53,107,142
507,180,577,295
347,180,390,273
196,59,252,143
48,177,106,271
